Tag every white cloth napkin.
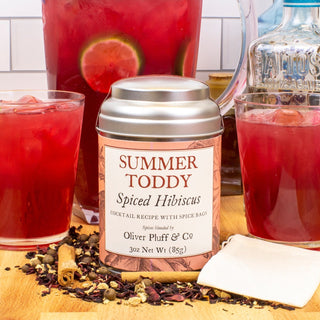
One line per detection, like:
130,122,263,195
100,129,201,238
197,234,320,308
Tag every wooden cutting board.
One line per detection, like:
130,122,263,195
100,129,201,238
1,195,320,320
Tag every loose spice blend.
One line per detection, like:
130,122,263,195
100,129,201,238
19,226,294,310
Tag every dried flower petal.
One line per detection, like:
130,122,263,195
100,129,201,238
164,294,185,302
145,286,161,303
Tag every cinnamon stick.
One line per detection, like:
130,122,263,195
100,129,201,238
121,271,200,283
58,243,78,286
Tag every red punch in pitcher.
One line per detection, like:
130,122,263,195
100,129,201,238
42,0,203,217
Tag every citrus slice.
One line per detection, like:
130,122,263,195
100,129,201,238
175,40,196,77
80,37,142,93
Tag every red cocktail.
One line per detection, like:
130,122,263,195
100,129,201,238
42,0,203,213
0,91,84,250
235,93,320,247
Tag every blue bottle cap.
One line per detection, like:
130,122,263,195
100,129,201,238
284,0,320,6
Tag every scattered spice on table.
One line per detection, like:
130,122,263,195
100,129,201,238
18,226,295,310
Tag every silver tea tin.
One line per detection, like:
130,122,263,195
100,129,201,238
97,75,223,272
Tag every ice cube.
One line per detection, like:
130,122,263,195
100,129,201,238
17,95,42,104
15,105,57,115
13,95,58,114
56,102,77,111
310,110,320,125
243,108,275,123
273,108,304,125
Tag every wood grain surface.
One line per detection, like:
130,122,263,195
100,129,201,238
1,196,320,320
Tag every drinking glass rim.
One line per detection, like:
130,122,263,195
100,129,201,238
0,90,85,106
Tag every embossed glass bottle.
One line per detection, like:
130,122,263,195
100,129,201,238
248,0,320,93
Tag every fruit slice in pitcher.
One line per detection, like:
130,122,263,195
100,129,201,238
175,40,196,77
80,36,142,93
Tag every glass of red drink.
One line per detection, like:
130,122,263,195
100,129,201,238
235,92,320,248
42,0,203,216
0,91,84,250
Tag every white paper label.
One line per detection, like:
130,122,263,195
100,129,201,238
104,146,214,258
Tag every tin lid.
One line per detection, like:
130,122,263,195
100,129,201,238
97,75,223,139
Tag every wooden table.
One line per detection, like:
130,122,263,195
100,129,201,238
1,195,320,320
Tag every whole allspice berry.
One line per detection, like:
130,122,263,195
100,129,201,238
59,236,73,246
81,256,92,264
97,266,109,275
88,271,97,281
46,248,57,257
42,254,55,265
104,288,116,301
78,234,89,242
30,258,42,267
21,264,30,273
88,234,99,247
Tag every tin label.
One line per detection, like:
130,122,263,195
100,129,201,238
104,146,214,258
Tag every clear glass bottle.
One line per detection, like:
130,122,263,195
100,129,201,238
258,0,283,36
248,0,320,93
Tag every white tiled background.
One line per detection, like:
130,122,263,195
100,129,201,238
0,0,273,89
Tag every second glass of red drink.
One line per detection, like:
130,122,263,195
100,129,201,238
235,92,320,249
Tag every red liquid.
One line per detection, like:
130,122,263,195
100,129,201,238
42,0,202,210
0,101,83,246
237,108,320,242
43,0,202,212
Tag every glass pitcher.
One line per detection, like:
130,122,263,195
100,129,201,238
42,0,203,218
211,0,257,195
217,0,257,115
42,0,257,220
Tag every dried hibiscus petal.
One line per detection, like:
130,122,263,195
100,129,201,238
145,286,161,303
164,294,185,302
